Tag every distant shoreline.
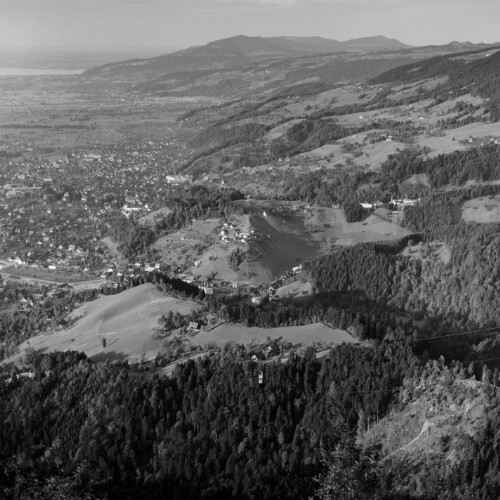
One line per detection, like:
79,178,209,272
0,67,83,76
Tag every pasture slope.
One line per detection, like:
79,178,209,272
138,206,173,226
191,322,358,348
462,195,500,223
6,284,201,364
185,205,411,284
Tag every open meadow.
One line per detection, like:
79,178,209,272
191,322,358,348
462,195,500,223
4,284,202,364
153,202,413,284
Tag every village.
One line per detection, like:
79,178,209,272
0,137,194,277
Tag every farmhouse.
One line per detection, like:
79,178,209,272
360,201,384,210
187,321,200,332
391,197,420,211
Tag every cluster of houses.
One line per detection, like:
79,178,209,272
360,197,420,212
0,137,195,275
120,195,151,219
219,221,258,245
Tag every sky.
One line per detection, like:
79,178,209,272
0,0,499,51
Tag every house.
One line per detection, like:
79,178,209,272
361,200,384,210
187,321,200,332
250,351,266,361
262,346,273,359
391,197,420,211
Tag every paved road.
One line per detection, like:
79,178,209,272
0,269,106,289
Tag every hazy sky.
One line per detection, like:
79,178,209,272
0,0,499,50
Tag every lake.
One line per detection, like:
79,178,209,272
0,67,83,76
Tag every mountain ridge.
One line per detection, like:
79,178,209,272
82,34,412,79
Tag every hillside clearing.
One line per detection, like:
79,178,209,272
322,209,412,245
264,119,304,141
462,195,500,223
276,280,312,298
5,284,202,364
138,206,173,226
191,322,358,348
189,206,410,283
152,203,413,284
416,122,500,158
301,138,406,171
387,76,449,101
283,85,376,115
401,241,451,265
101,236,127,266
403,173,430,187
362,376,488,478
154,218,221,269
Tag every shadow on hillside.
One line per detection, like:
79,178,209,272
90,350,130,363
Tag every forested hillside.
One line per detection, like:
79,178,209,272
381,145,500,188
0,338,416,500
3,339,500,499
371,48,500,121
306,231,500,331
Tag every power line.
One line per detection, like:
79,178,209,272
477,356,500,363
411,326,500,343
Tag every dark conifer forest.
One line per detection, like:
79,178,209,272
0,339,428,499
3,340,500,500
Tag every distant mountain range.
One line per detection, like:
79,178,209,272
82,35,413,79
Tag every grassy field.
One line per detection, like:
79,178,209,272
154,218,221,270
403,173,431,188
101,237,127,266
401,241,451,265
462,196,500,223
309,207,411,245
185,208,328,283
154,203,411,284
7,284,202,363
283,85,377,116
276,280,312,298
1,265,96,284
426,93,484,124
191,322,358,348
416,122,500,158
138,206,173,226
264,119,304,141
387,76,449,102
242,211,324,281
298,134,406,172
